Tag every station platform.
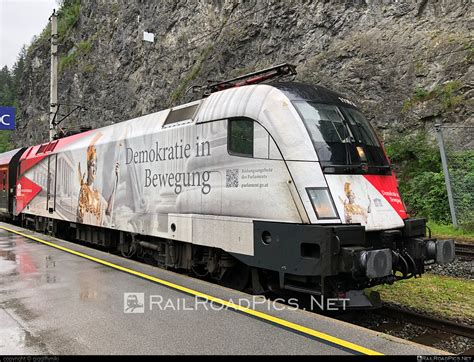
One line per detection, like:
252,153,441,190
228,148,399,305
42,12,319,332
0,222,448,355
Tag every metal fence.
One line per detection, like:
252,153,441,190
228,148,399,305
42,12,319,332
435,125,474,229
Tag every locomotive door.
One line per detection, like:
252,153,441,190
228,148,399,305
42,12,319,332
46,154,57,213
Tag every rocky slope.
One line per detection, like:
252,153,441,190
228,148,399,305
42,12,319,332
12,0,473,148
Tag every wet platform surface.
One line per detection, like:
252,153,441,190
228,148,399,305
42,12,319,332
0,222,448,355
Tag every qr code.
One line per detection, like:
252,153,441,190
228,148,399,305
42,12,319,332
226,169,239,188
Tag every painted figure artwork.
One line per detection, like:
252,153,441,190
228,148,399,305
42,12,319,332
339,181,371,224
76,133,119,226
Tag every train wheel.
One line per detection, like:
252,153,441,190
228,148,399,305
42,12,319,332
220,262,250,291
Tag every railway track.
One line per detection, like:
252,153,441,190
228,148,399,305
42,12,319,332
335,304,474,355
455,242,474,259
375,306,474,340
373,305,474,355
264,286,474,354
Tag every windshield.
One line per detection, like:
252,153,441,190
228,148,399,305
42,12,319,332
294,101,389,172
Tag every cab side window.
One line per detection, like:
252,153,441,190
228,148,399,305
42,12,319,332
228,118,254,157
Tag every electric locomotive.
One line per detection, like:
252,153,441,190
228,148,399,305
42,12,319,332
0,64,455,307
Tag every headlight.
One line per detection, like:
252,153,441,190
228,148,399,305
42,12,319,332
306,188,339,219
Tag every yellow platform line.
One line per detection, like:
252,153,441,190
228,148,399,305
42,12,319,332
0,225,383,355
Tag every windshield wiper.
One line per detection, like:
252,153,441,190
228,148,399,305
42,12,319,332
321,163,392,174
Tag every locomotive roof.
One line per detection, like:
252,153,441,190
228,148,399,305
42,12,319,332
272,82,359,109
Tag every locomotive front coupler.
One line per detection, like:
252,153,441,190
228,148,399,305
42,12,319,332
340,218,455,282
402,217,455,267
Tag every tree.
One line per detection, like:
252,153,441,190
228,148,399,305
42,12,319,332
0,66,15,105
12,46,27,106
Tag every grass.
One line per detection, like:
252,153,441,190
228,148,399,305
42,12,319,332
428,221,474,243
368,274,474,324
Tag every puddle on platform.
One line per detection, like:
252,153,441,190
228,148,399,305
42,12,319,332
0,235,57,285
0,236,17,275
0,308,47,354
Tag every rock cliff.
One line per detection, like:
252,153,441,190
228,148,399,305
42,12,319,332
13,0,473,148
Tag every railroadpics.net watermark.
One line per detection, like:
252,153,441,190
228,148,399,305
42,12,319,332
124,293,145,313
123,292,349,314
417,357,472,361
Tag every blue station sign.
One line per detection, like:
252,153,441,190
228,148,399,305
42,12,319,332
0,106,16,130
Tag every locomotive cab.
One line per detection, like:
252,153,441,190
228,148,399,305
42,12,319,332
252,83,455,304
213,82,455,306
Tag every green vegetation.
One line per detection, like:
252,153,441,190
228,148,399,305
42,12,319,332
0,67,16,106
79,63,96,73
368,274,474,324
413,85,429,100
401,170,450,222
111,3,120,15
428,221,474,243
413,60,425,75
386,132,449,221
59,52,77,72
76,39,92,53
447,149,474,231
464,42,474,64
59,39,92,72
386,132,473,233
0,132,12,152
29,0,81,49
402,81,463,113
57,0,81,41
